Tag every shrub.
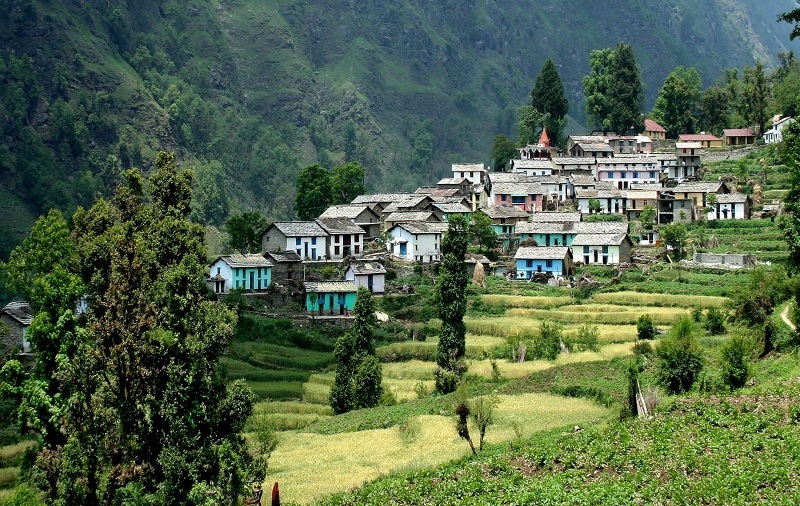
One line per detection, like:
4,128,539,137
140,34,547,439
632,341,653,356
655,317,704,394
704,307,726,335
637,314,657,340
575,323,600,352
534,321,562,360
720,334,751,390
691,307,704,322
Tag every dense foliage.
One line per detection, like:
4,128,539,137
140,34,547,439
655,317,704,394
1,153,255,504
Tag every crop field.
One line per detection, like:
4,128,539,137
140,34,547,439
465,318,640,343
376,334,506,361
504,304,689,324
267,393,609,504
593,291,727,307
479,294,573,308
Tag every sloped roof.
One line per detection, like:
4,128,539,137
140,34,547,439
1,301,33,326
304,281,358,293
596,156,659,166
576,141,614,153
679,133,722,142
512,159,554,169
516,221,628,235
630,183,664,190
723,129,756,137
530,211,582,223
384,211,438,223
270,221,326,237
319,204,376,220
571,232,630,246
552,157,597,165
437,177,470,186
493,182,543,195
625,190,659,200
214,254,273,269
483,206,531,219
315,218,366,235
352,193,417,204
644,119,667,132
672,181,726,193
515,246,570,260
381,195,432,214
432,202,471,213
265,251,302,263
452,163,486,172
489,172,530,184
575,188,626,199
715,193,749,204
675,142,702,149
391,222,450,235
347,262,387,275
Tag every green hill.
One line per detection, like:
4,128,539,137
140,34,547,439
0,0,795,257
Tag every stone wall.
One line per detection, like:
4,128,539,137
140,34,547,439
694,252,756,267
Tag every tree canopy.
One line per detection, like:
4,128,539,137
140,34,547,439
1,152,256,504
491,134,518,172
651,66,702,138
225,211,268,253
583,44,644,133
780,121,800,273
530,58,569,146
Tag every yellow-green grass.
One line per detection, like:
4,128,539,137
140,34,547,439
0,441,36,461
381,360,437,380
303,372,436,403
384,378,436,402
263,413,332,431
376,334,506,359
480,294,573,308
466,319,641,343
593,291,728,308
0,490,12,501
253,401,332,416
468,342,636,378
505,304,689,324
302,377,332,404
0,467,19,484
265,394,609,504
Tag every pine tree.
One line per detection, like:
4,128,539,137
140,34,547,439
606,43,645,133
435,214,469,393
530,58,569,145
330,287,382,414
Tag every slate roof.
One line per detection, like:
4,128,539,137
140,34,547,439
315,218,365,235
432,203,471,213
384,211,438,223
625,190,659,200
515,246,570,260
656,153,677,161
571,232,630,246
483,206,531,219
575,188,627,199
675,142,702,149
214,254,273,269
516,221,628,235
672,181,726,193
530,211,582,223
489,172,529,184
319,204,375,220
391,222,450,235
570,175,599,186
511,159,554,169
596,157,659,166
644,119,667,133
352,193,417,204
347,262,387,275
715,193,749,204
1,301,33,326
265,251,302,263
270,221,326,237
304,281,358,293
437,177,470,186
630,183,664,190
493,182,543,195
552,157,597,165
452,163,486,172
576,141,614,153
381,195,432,214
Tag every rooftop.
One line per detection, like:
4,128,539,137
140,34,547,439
318,204,375,220
515,246,570,260
265,251,302,263
213,253,273,269
347,262,387,275
391,222,450,235
571,232,630,246
530,211,582,223
314,218,366,235
270,221,326,237
304,281,358,293
1,301,33,326
715,193,749,204
482,206,531,219
679,133,722,142
723,128,756,137
644,119,667,132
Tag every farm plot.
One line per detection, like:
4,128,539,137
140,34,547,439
466,318,640,343
504,304,689,325
479,294,574,309
265,393,609,504
593,291,727,308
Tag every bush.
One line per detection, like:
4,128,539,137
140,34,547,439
574,323,600,352
637,314,657,340
632,340,653,356
655,317,704,394
720,334,751,390
704,307,726,335
534,321,562,360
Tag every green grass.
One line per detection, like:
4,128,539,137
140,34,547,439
229,341,335,371
376,334,506,361
503,304,689,325
479,294,573,308
318,381,800,505
593,291,727,308
464,319,640,343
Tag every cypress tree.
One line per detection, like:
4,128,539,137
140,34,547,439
606,43,645,133
530,58,569,146
435,214,469,393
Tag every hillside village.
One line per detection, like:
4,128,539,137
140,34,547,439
191,118,792,323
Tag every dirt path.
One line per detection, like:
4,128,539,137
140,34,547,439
781,304,797,332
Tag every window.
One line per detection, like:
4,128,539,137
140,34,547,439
296,249,301,255
355,245,360,254
583,246,590,254
602,246,609,254
621,172,626,179
296,237,301,246
312,237,317,245
633,172,639,179
530,195,537,201
335,234,340,243
546,260,552,268
526,260,532,268
501,194,507,202
511,196,525,204
216,267,220,275
334,246,340,255
650,171,655,178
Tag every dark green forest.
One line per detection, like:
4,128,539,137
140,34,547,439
0,0,796,258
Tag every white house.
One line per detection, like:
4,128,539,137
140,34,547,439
262,221,327,260
451,163,488,185
345,261,387,294
386,222,449,263
509,159,554,176
594,156,660,189
572,233,633,265
764,117,795,144
315,218,366,259
208,254,273,294
319,204,381,237
674,142,701,181
575,188,628,215
706,193,751,221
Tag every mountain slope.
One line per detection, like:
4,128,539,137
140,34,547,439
0,0,795,258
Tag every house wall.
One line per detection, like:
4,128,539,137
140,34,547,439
327,233,365,259
232,267,272,291
575,244,622,265
305,292,358,314
262,229,288,253
577,197,628,215
1,314,27,355
494,194,542,212
269,262,302,284
345,270,386,294
288,235,327,260
518,232,575,247
708,202,747,220
515,258,565,278
209,259,234,293
387,228,442,263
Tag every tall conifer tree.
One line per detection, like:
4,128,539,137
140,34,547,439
530,58,569,146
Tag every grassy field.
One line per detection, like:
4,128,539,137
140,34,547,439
465,318,641,343
504,304,689,325
267,393,609,504
592,291,728,308
479,294,574,308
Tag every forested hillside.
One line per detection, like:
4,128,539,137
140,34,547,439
0,0,795,258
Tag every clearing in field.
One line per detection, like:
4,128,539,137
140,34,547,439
265,393,609,504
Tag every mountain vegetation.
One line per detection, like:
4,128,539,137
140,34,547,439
0,0,795,259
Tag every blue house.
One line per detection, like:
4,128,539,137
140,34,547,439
304,281,358,316
514,246,573,279
208,254,273,295
515,221,628,247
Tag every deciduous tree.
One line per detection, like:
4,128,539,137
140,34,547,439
225,211,268,253
651,66,702,138
491,134,517,172
295,163,332,220
469,210,497,253
331,161,366,205
780,121,800,273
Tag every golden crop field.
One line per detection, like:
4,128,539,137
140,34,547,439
593,291,728,307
